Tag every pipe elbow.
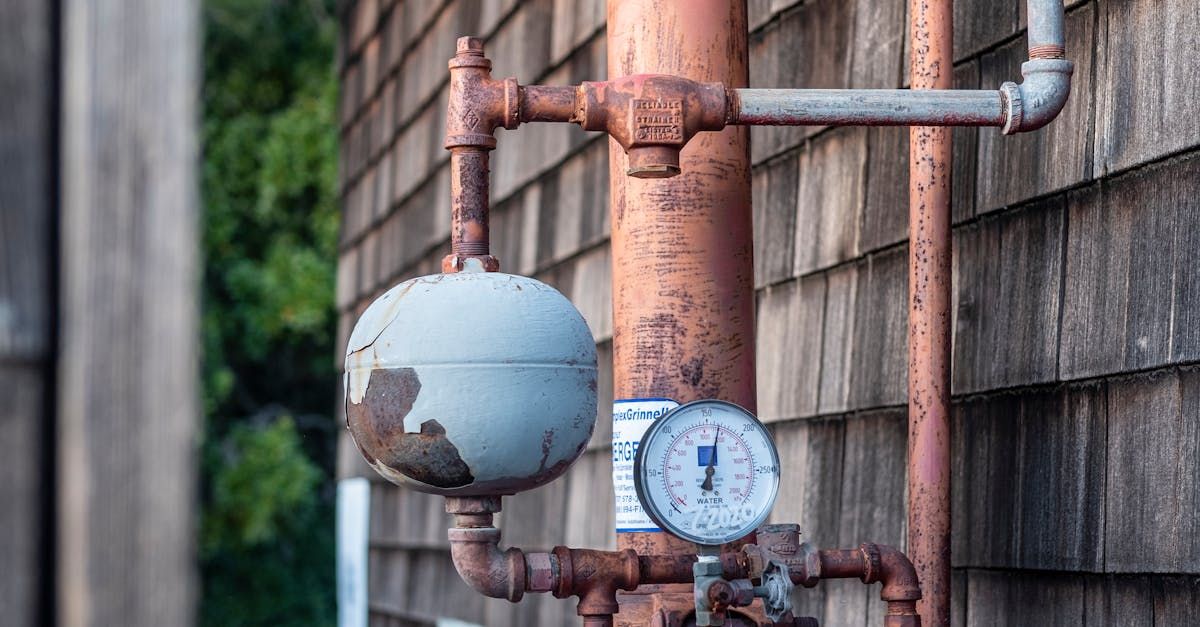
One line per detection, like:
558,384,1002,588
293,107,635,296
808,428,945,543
861,543,922,603
1001,58,1074,134
448,526,527,602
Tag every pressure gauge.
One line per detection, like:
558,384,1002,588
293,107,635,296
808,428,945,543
633,400,781,546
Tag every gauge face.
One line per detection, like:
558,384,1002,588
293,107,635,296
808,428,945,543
633,400,781,546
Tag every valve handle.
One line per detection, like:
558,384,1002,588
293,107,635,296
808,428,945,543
754,558,794,623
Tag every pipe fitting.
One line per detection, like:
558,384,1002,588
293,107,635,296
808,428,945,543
860,543,922,603
1001,58,1074,134
447,525,527,602
445,497,526,602
549,546,641,616
577,75,728,178
445,37,519,150
885,601,922,627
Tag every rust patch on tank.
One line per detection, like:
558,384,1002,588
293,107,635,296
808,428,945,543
346,367,474,488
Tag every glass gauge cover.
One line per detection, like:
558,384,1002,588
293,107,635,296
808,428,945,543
633,400,781,546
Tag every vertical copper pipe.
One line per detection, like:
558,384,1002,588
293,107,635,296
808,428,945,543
607,0,754,566
907,0,953,625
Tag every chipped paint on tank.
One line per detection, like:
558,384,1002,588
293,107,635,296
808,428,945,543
345,276,430,405
344,267,598,496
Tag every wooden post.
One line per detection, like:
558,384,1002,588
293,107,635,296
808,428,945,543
58,1,200,625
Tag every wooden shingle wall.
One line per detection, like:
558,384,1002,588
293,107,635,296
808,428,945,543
335,1,1200,625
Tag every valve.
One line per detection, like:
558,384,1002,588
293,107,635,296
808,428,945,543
693,553,747,626
753,558,794,623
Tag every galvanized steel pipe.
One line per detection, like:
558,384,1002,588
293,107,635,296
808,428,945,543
732,89,1004,127
1027,0,1067,57
731,0,1070,136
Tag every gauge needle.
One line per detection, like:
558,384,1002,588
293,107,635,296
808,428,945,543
700,428,717,492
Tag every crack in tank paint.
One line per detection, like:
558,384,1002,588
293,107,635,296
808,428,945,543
345,276,437,404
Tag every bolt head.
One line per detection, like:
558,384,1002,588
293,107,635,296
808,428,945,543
457,36,485,55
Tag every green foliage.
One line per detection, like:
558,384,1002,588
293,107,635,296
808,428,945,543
199,0,339,625
200,416,333,626
203,416,321,551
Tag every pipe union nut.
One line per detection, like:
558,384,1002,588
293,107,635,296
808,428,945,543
527,552,556,593
1000,81,1023,135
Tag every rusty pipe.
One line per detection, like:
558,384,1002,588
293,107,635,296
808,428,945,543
577,75,728,177
442,37,514,273
442,0,1070,271
446,498,921,626
520,85,578,123
607,0,756,566
444,497,526,602
447,525,527,602
814,545,921,604
815,545,922,627
742,532,920,606
907,0,953,623
731,0,1069,134
443,148,499,272
445,496,663,622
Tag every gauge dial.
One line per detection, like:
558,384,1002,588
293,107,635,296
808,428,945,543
633,400,781,546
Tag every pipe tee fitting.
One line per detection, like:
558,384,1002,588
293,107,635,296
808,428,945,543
576,75,728,178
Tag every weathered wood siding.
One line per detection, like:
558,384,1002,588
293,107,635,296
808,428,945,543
336,1,1200,624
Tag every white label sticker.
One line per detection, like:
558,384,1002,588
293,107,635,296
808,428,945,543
612,398,678,533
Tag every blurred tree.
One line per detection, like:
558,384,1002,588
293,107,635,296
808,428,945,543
200,0,338,624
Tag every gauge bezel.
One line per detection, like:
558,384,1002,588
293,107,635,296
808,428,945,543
632,399,781,546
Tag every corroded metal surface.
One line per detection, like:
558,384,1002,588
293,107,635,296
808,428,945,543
345,367,475,488
606,0,757,623
445,500,921,626
577,75,728,177
444,148,499,272
608,0,756,548
344,267,597,495
907,0,953,625
443,37,514,272
439,0,1073,275
520,84,578,123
